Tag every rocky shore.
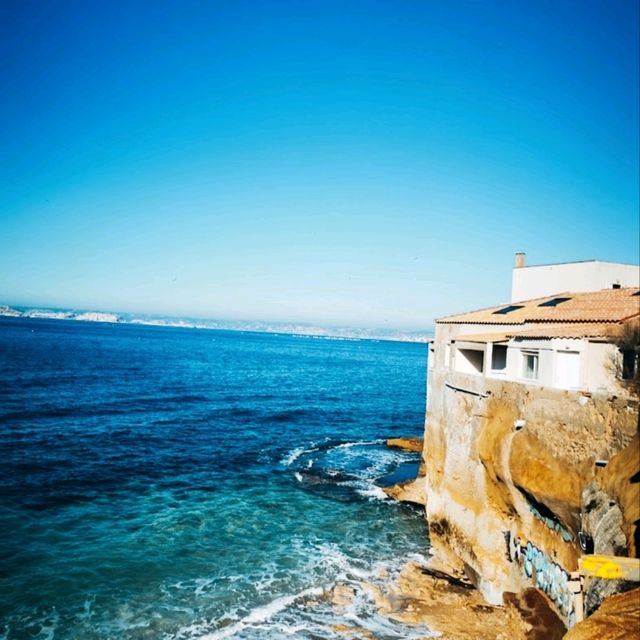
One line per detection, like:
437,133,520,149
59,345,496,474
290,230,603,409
379,437,640,640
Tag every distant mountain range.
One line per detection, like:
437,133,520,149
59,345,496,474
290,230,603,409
0,305,432,343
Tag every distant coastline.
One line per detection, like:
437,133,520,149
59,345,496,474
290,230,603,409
0,304,432,344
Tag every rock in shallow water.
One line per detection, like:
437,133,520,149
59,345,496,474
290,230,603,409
383,478,426,506
386,437,424,453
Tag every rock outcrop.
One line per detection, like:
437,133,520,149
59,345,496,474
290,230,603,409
563,587,640,640
382,477,426,505
386,437,424,453
364,561,530,639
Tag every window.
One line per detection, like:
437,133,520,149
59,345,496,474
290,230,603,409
538,297,571,307
456,348,484,375
491,345,507,373
493,305,524,315
522,350,539,380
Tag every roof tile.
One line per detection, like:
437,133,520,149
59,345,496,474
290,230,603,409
437,288,640,325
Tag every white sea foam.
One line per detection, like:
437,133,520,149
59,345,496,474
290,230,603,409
171,540,434,640
35,609,60,640
193,586,325,639
406,551,430,565
280,445,318,467
326,440,411,470
194,578,215,596
357,484,390,501
113,614,149,631
281,447,305,466
332,439,383,450
313,543,373,581
77,595,95,623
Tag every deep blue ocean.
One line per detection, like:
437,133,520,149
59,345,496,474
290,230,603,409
0,318,430,639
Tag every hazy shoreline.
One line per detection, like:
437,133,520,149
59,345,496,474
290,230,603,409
0,304,432,344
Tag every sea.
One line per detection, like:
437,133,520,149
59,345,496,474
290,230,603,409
0,317,431,640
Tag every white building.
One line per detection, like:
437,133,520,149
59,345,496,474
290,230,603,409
511,254,639,302
428,263,640,396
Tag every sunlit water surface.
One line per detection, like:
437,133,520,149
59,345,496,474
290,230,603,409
0,318,431,639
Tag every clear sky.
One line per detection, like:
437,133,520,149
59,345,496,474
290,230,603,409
1,0,638,330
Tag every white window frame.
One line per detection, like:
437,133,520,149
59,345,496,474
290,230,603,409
521,349,539,381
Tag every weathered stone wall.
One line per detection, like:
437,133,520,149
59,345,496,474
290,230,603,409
424,368,638,624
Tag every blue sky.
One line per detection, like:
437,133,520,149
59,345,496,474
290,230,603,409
1,0,638,329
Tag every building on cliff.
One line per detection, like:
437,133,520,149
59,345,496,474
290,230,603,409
424,255,640,628
428,285,640,396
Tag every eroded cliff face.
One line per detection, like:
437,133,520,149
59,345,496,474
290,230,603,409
424,369,638,626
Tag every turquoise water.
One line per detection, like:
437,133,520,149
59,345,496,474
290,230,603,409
0,319,430,639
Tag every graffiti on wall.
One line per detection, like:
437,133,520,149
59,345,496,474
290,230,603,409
528,503,574,543
507,531,576,626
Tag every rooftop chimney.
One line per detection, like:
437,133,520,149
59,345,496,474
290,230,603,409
515,252,526,268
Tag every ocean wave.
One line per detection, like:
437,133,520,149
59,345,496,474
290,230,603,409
285,439,420,505
279,444,319,467
188,586,326,639
356,484,390,502
282,438,385,465
332,439,385,449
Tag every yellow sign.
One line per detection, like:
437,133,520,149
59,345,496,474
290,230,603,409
579,555,640,581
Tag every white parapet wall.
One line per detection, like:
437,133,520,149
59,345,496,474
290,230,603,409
512,260,639,302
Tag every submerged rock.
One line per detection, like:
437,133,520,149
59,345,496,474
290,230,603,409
330,585,356,610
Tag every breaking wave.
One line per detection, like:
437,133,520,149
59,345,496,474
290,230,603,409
172,542,434,640
283,438,420,504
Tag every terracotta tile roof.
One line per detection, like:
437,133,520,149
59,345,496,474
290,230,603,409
454,324,619,342
437,288,640,325
506,323,621,340
452,332,510,343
